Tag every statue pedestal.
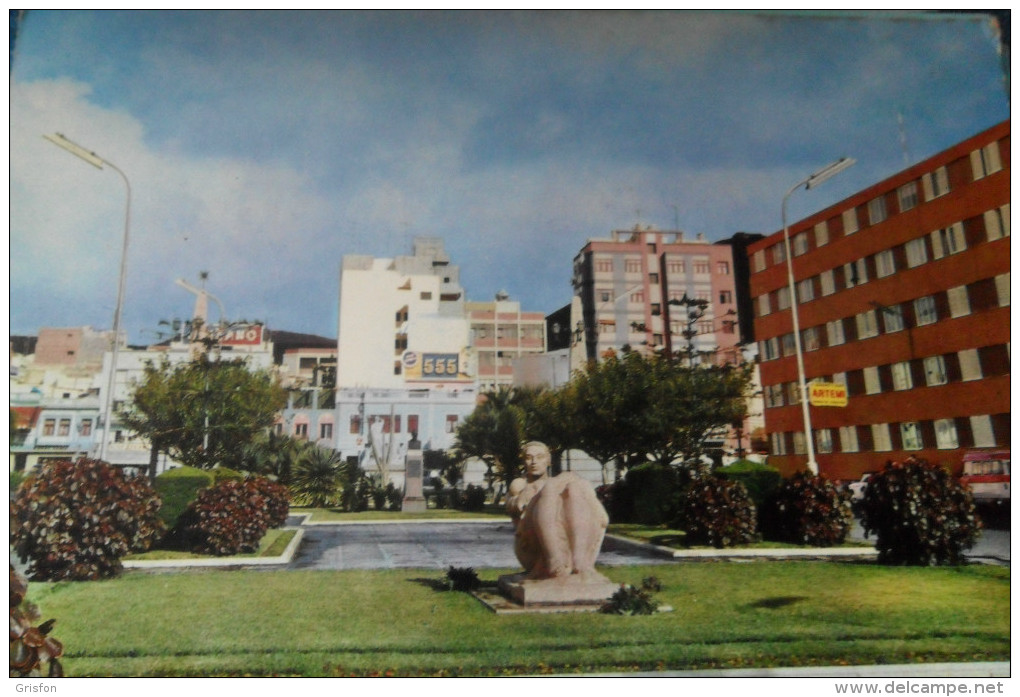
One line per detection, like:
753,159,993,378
497,572,618,606
402,442,426,513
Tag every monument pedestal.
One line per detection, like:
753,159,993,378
497,571,618,606
402,438,427,513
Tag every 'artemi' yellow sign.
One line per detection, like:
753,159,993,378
808,382,848,407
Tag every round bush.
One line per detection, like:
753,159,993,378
860,457,981,566
598,463,682,525
716,459,782,509
761,471,852,546
10,459,165,581
248,476,290,528
153,466,216,528
173,479,269,556
675,475,758,548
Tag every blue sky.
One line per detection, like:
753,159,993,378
9,10,1009,342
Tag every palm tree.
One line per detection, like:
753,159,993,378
288,446,346,508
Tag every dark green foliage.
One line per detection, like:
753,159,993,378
10,566,63,677
288,447,345,508
248,476,290,528
716,459,782,509
675,475,758,548
153,466,216,528
445,566,479,592
211,466,245,483
172,479,269,556
641,576,662,592
760,471,852,546
342,471,372,512
860,457,981,566
385,482,403,511
597,463,682,524
599,584,660,615
461,484,487,512
10,469,26,493
371,483,388,511
11,459,165,581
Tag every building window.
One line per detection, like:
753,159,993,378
844,259,867,288
758,294,771,317
947,286,971,318
814,221,829,247
408,414,419,437
792,431,806,455
863,366,881,395
875,250,896,278
58,418,71,436
771,244,786,265
934,419,959,449
881,304,904,333
350,415,362,434
667,260,685,273
914,296,937,326
80,419,93,436
42,419,55,436
891,362,913,391
924,355,948,386
958,349,983,381
970,415,996,448
761,337,779,361
751,251,765,273
901,422,923,450
776,287,791,311
320,422,333,440
598,290,611,303
694,259,711,275
970,142,1002,180
826,320,845,347
922,166,950,201
394,361,402,375
842,208,859,236
995,273,1010,306
719,290,733,304
595,258,613,273
792,232,809,256
629,291,644,304
765,384,785,408
904,238,928,268
872,424,892,452
867,196,887,225
816,429,833,454
771,432,787,456
649,272,660,284
787,382,801,405
802,327,820,352
985,205,1010,241
625,258,641,273
650,303,661,316
897,181,918,212
819,270,835,296
717,261,731,275
295,423,308,438
839,426,859,453
796,279,814,303
445,415,459,433
931,223,966,259
856,310,879,339
781,333,796,358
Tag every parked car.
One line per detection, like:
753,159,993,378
959,449,1010,505
848,472,874,504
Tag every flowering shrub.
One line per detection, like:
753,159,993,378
860,457,981,566
675,475,758,548
10,566,63,677
10,459,164,581
173,479,270,555
248,476,290,528
760,471,853,546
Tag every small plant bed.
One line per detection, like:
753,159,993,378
292,507,507,523
125,529,296,561
608,524,871,550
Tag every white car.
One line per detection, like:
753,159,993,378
848,473,874,503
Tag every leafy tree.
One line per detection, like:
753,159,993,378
121,353,287,478
520,385,581,475
230,431,311,485
453,386,528,494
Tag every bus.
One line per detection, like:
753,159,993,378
959,449,1010,504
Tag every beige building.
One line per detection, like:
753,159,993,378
466,293,547,393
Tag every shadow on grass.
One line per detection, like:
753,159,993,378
407,577,500,594
747,596,809,609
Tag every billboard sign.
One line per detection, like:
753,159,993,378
219,324,264,346
808,382,848,408
403,351,466,381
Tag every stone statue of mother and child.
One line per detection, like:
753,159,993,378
498,441,618,605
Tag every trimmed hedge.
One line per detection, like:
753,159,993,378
598,463,682,525
153,466,216,528
716,459,782,509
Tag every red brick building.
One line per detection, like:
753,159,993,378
749,120,1010,479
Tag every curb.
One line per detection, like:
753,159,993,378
123,527,305,569
605,533,879,561
294,513,506,526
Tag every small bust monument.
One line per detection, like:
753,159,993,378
498,441,617,605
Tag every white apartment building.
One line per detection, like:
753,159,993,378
336,237,478,484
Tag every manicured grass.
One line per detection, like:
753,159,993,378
293,506,507,522
124,529,296,561
608,524,871,549
27,562,1008,676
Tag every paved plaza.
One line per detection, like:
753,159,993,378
288,520,673,571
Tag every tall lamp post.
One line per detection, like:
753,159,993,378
44,133,132,463
781,157,855,475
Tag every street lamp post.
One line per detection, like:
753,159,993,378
44,133,132,464
781,157,855,475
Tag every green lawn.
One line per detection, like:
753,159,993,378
27,562,1009,676
607,524,871,549
124,528,296,561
